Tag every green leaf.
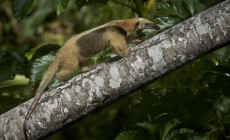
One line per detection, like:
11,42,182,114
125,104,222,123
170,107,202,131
215,46,230,62
0,75,29,88
157,3,190,20
115,130,147,140
168,128,209,140
160,119,180,140
76,0,108,8
214,95,230,123
168,128,201,139
182,0,205,16
0,52,29,82
154,17,181,29
21,0,53,37
172,133,210,140
0,52,16,82
31,44,60,61
136,122,157,134
30,44,60,87
90,48,115,65
30,52,56,86
52,0,70,16
12,0,34,21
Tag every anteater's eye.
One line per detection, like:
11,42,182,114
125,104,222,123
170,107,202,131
135,21,139,27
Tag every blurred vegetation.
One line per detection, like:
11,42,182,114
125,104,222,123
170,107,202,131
0,0,229,139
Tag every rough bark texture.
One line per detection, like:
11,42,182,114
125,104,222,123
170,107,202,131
0,0,230,139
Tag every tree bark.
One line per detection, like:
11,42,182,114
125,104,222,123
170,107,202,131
0,0,230,139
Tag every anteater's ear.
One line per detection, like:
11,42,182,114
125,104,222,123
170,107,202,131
135,21,140,28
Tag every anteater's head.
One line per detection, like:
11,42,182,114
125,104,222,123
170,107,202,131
112,18,160,34
133,18,160,31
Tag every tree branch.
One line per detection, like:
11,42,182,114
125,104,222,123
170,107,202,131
0,0,229,139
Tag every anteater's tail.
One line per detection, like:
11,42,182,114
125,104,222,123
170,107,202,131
23,58,60,139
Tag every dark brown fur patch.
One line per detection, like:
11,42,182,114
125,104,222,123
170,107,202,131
77,26,127,57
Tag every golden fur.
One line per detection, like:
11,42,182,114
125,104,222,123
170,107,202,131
23,18,160,139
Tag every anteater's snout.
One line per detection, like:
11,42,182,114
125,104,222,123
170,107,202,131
146,23,160,30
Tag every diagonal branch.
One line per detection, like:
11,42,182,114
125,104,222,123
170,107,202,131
0,0,230,139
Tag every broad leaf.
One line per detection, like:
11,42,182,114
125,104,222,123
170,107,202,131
0,52,29,82
30,52,56,86
214,95,230,123
30,44,60,87
31,44,60,61
115,130,147,140
136,122,157,134
21,0,53,37
182,0,205,16
76,0,108,8
154,17,181,29
160,119,180,140
52,0,70,16
157,3,190,20
12,0,34,21
215,46,230,62
170,128,194,136
0,52,16,82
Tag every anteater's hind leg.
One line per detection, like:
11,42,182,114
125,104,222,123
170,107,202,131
57,57,79,84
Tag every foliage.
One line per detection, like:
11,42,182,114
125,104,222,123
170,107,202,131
12,0,34,21
52,0,70,16
0,0,229,139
